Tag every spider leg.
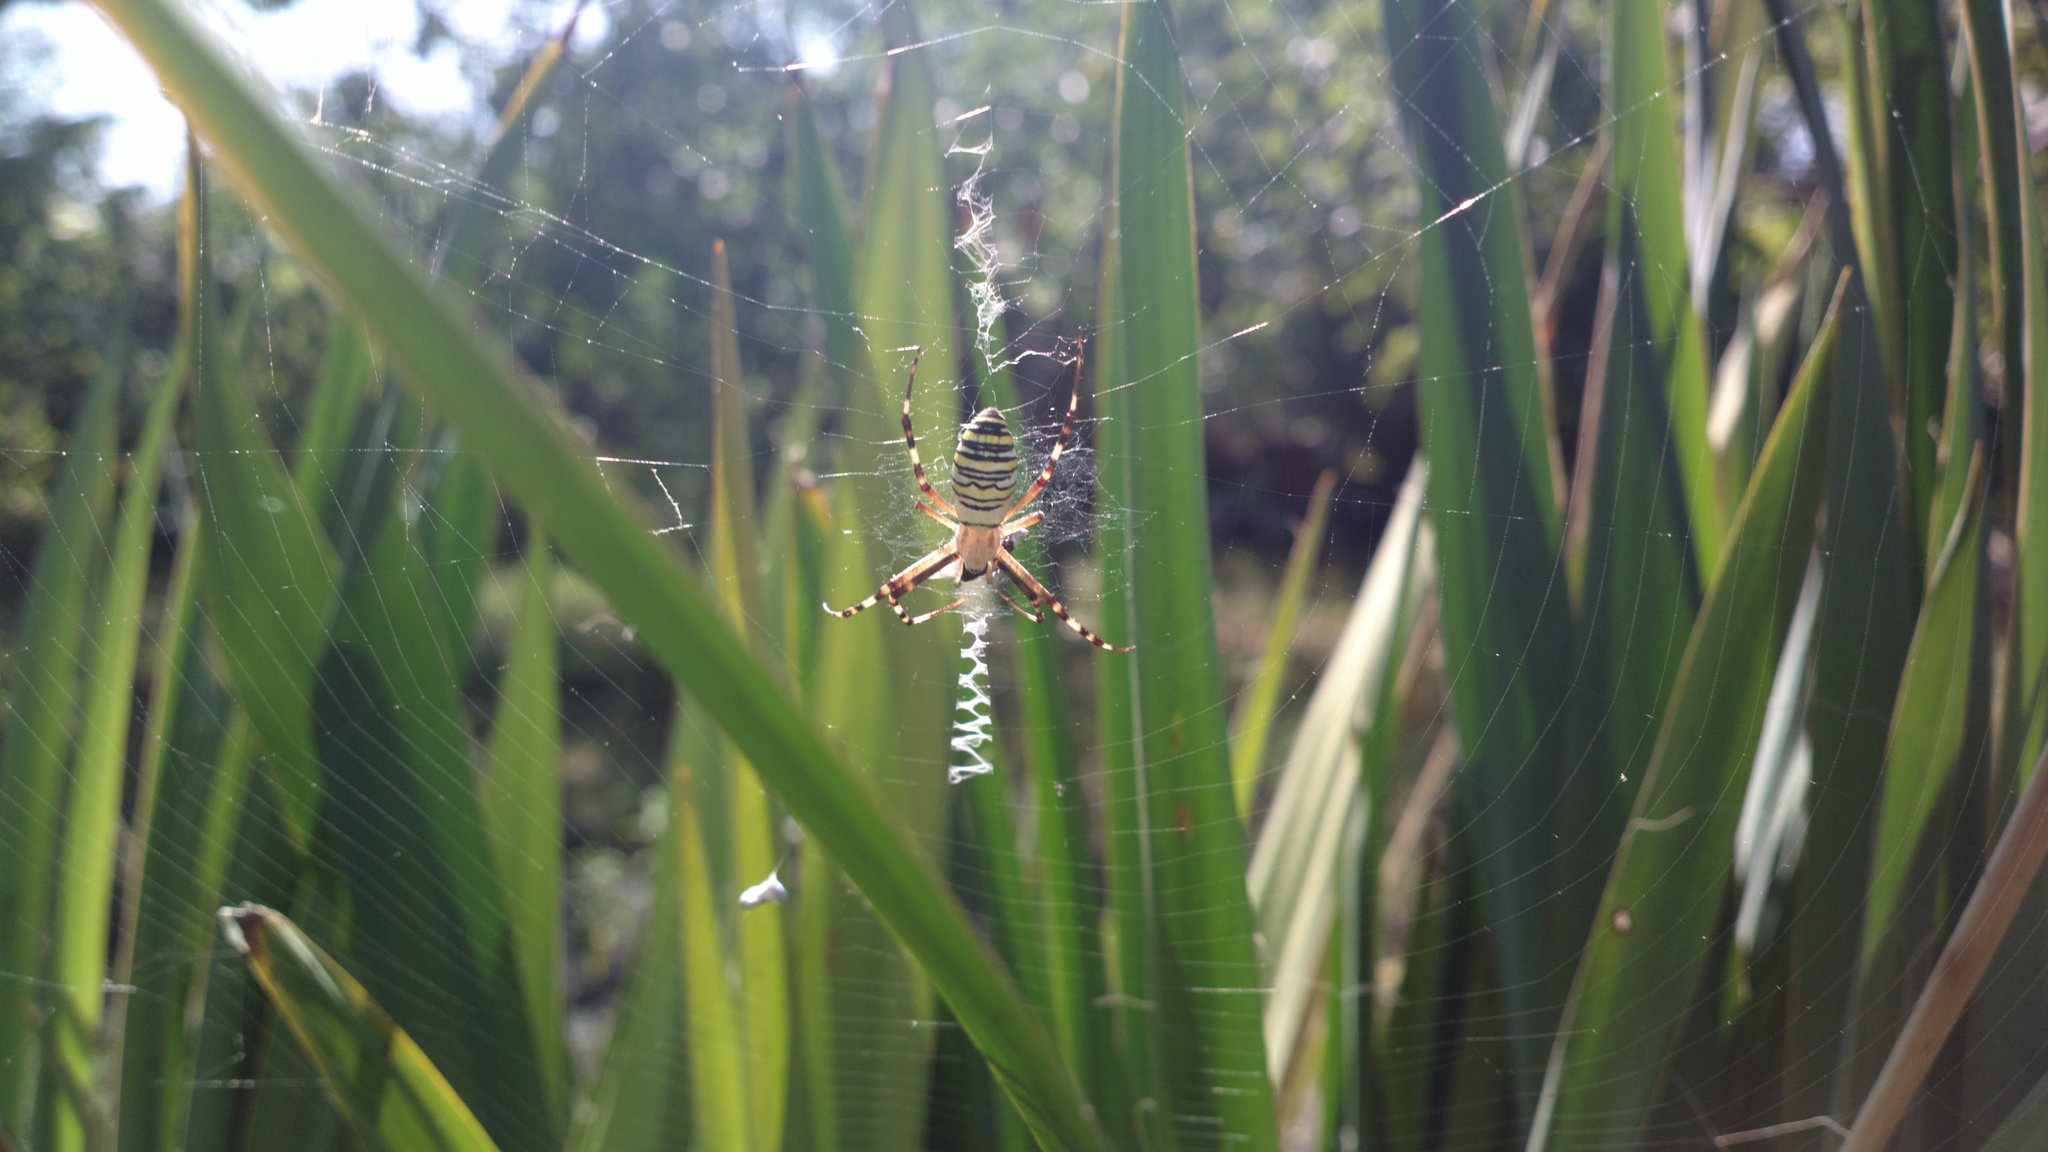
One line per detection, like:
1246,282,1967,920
1008,348,1084,515
995,511,1047,616
901,348,960,516
825,544,958,618
999,510,1045,539
916,500,953,526
997,583,1042,622
893,594,966,626
994,549,1132,652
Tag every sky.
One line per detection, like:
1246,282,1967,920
2,0,601,194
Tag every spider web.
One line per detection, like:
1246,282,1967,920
2,0,2045,1149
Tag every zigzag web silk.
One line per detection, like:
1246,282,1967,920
946,111,1004,785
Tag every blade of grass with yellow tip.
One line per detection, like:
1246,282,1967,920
222,906,505,1152
433,3,580,286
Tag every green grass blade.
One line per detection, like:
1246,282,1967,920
1858,0,1958,543
1248,466,1423,1108
1568,217,1702,916
418,436,498,661
1230,469,1338,816
2012,87,2048,783
481,531,568,1131
1960,0,2027,498
1952,34,2046,999
182,162,338,848
1089,231,1151,1145
221,906,505,1152
0,321,119,1135
291,322,374,522
46,349,179,1152
676,764,753,1152
1381,0,1572,1112
710,239,763,630
1606,0,1723,570
114,518,223,1152
433,7,578,288
787,856,836,1152
1532,278,1844,1151
708,239,789,1152
1110,2,1276,1146
1861,459,1986,965
809,482,919,1148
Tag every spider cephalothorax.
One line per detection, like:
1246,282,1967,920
824,349,1132,652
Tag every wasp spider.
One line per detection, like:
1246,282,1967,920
825,349,1132,652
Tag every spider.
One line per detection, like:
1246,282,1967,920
824,348,1132,652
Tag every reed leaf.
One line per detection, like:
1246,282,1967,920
1533,277,1844,1151
1382,0,1572,1113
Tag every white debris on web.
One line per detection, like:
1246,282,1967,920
949,585,998,784
738,868,787,909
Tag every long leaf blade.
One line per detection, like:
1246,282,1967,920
0,325,120,1135
1382,0,1573,1112
1532,277,1845,1151
1110,2,1276,1146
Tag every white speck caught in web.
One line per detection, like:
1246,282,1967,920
738,869,787,909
